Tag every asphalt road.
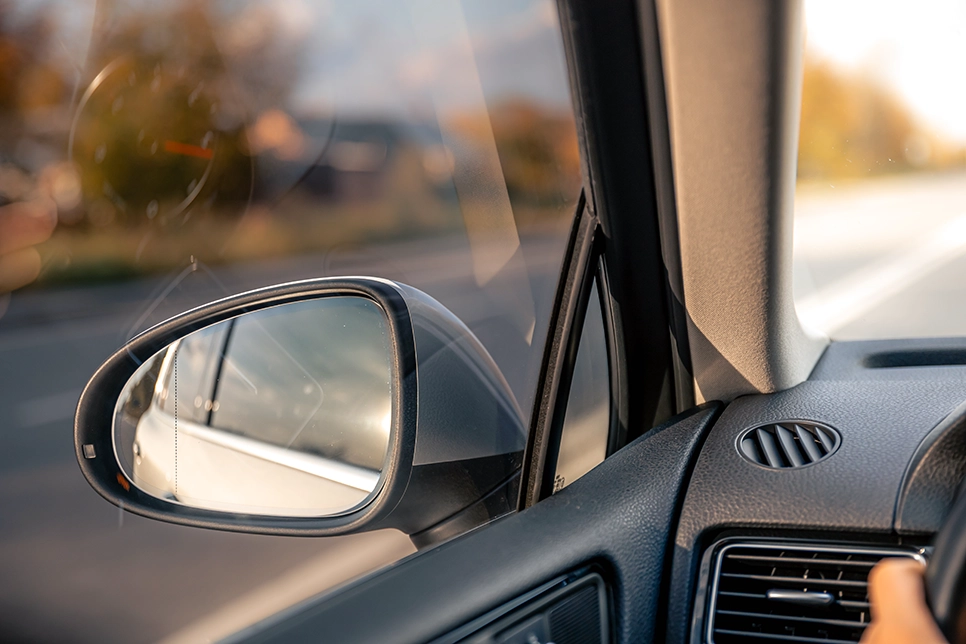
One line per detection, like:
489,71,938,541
794,170,966,339
0,231,567,643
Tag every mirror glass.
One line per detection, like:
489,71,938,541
113,296,395,517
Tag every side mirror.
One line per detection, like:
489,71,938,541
75,278,526,545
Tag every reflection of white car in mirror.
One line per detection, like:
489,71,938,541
114,298,395,517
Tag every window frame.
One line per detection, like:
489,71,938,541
518,0,688,508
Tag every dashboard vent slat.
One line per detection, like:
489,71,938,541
726,554,875,568
720,573,868,589
816,425,836,452
714,630,857,644
793,424,824,462
738,422,840,469
756,429,784,467
774,425,805,467
717,610,864,629
706,543,924,644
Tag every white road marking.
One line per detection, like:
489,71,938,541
796,213,966,335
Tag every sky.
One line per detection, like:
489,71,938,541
805,0,966,143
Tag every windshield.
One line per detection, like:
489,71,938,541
794,0,966,339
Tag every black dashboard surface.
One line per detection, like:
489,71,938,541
666,339,966,643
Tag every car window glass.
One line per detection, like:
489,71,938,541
0,0,582,640
553,280,610,493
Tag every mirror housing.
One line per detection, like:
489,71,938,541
75,277,526,541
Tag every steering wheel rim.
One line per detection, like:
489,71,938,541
926,489,966,643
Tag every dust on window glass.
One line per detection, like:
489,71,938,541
795,0,966,339
0,0,581,641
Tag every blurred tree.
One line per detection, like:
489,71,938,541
449,100,581,208
0,7,66,155
798,55,966,181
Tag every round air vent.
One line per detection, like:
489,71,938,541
737,421,840,469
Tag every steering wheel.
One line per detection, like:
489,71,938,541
926,490,966,643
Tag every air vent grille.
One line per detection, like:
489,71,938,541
738,422,840,469
707,543,924,643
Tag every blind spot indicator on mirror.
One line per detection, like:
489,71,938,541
83,444,96,459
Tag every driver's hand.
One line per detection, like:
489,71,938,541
0,198,56,293
861,558,948,644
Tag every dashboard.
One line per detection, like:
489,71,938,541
669,337,966,643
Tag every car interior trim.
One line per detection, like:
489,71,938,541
664,357,966,642
694,538,927,644
635,0,695,415
654,0,827,401
431,568,609,644
596,255,630,457
895,399,966,534
518,190,598,508
536,232,604,502
557,0,679,442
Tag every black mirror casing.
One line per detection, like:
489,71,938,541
74,277,526,538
